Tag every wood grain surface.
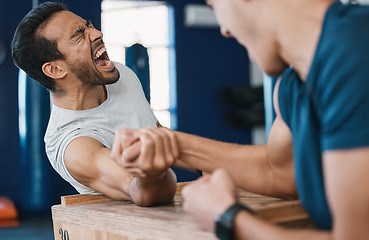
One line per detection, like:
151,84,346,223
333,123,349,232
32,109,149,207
52,182,313,240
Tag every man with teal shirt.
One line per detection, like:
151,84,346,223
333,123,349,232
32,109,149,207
111,0,369,238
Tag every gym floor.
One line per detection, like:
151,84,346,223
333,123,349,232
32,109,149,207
0,213,54,240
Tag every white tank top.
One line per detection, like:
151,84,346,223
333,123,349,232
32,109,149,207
44,62,157,194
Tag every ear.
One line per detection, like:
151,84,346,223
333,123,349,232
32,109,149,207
42,61,67,79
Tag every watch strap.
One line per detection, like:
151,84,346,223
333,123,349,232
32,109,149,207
222,202,254,223
215,202,254,240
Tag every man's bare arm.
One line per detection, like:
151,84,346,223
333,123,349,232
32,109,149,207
175,78,295,199
323,147,369,239
64,136,177,206
174,116,295,199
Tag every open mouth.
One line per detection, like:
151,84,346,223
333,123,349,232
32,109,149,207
94,46,115,71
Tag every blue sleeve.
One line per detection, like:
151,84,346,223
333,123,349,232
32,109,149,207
318,10,369,151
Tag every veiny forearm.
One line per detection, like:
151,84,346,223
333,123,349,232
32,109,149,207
176,131,296,199
234,211,331,240
128,168,177,206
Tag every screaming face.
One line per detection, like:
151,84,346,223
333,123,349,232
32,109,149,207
68,38,120,86
43,11,120,86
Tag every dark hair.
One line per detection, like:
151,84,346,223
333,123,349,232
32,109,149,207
11,2,67,91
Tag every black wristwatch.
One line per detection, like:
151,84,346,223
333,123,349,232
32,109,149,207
215,202,254,240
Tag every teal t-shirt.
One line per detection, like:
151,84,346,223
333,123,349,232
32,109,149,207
278,1,369,229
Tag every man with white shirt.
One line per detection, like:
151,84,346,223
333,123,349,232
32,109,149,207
12,2,177,206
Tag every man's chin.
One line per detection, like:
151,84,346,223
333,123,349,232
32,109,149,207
104,69,120,85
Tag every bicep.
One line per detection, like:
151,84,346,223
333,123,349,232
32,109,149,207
268,76,292,160
268,76,293,157
323,148,369,239
264,77,296,198
265,115,295,198
64,137,132,200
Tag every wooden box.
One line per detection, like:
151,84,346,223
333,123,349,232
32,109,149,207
52,182,313,240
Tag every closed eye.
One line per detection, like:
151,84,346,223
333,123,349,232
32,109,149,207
71,20,93,41
86,20,93,28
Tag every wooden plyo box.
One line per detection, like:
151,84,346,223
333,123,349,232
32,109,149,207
52,182,313,240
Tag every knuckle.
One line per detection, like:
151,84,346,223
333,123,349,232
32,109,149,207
141,161,152,172
155,161,166,170
168,131,176,138
151,133,161,142
165,154,173,163
142,138,154,148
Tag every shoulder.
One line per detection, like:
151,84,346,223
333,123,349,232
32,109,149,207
114,61,137,78
325,2,369,29
320,3,369,58
45,106,112,151
311,4,369,90
112,61,141,88
44,106,74,145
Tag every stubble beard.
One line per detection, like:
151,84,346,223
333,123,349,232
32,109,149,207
68,59,120,86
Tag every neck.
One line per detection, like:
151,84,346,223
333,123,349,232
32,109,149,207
51,84,107,110
268,0,335,80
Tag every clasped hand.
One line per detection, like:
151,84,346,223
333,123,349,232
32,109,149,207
110,127,179,178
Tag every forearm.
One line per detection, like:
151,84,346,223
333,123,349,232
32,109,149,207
234,211,330,240
128,168,177,206
176,131,296,198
